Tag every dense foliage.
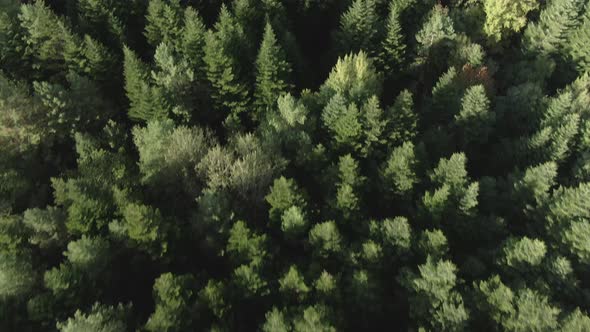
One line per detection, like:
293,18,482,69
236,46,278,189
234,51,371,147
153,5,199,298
1,0,590,331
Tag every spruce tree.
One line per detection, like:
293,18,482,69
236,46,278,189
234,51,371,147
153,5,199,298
378,1,406,74
203,5,251,130
454,84,495,146
522,0,586,56
144,0,183,48
567,9,590,74
254,22,293,121
335,0,380,56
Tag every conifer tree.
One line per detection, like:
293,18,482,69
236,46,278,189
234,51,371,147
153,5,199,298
378,1,406,75
567,9,590,74
144,0,183,48
522,0,587,56
415,5,456,57
181,7,207,75
454,84,495,146
123,46,166,121
335,0,380,56
203,5,251,130
254,22,293,121
145,273,196,332
334,154,365,220
386,89,417,147
57,303,129,332
381,141,419,198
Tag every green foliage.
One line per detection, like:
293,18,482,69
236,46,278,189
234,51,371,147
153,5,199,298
5,2,590,331
336,0,380,55
57,302,129,332
418,229,449,260
483,0,539,42
455,84,495,146
262,307,290,332
321,51,382,104
309,221,343,258
0,252,36,300
500,237,547,271
416,5,456,56
382,141,419,197
522,0,587,56
266,176,306,224
279,265,310,301
568,12,590,74
386,89,417,146
227,220,267,266
144,0,183,48
203,5,250,129
254,22,292,120
145,273,195,332
379,2,406,74
402,257,468,331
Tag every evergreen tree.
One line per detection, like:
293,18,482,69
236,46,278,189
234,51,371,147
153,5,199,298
203,5,251,130
415,5,456,57
144,0,183,48
145,273,196,332
522,0,587,56
254,22,293,121
567,9,590,74
57,303,129,332
181,7,207,75
378,1,406,75
454,84,495,146
123,46,166,121
335,0,380,55
386,89,418,147
381,141,420,198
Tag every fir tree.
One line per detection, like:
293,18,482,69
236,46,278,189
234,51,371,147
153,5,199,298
144,0,183,48
254,22,293,121
379,1,406,74
203,5,251,130
336,0,380,56
522,0,587,56
454,84,495,146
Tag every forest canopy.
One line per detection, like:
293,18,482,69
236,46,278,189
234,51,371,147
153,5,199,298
1,0,590,331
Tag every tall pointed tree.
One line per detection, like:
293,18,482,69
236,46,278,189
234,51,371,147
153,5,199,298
254,22,293,121
335,0,380,56
203,5,251,130
378,1,406,75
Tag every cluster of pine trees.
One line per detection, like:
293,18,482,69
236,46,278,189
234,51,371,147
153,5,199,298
1,0,590,330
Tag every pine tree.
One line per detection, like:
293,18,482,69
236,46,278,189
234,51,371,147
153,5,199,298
522,0,587,56
321,51,382,104
181,7,207,75
322,94,363,153
381,141,419,197
415,5,456,57
145,273,196,332
379,1,406,74
57,303,129,332
454,84,495,146
401,257,469,331
567,9,590,74
123,46,166,121
18,1,73,77
334,154,365,220
203,5,251,130
335,0,380,56
386,89,417,147
254,22,293,121
144,0,183,48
